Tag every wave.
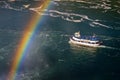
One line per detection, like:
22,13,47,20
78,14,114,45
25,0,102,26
29,8,113,29
0,1,119,30
117,10,120,14
90,21,112,29
0,1,25,11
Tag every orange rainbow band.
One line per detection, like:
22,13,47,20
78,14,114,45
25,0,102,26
7,0,51,80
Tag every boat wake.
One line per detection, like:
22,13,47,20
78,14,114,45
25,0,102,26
97,45,120,50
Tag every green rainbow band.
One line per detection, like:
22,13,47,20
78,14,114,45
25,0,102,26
7,0,51,80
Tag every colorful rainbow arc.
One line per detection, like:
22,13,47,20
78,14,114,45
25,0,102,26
7,0,51,80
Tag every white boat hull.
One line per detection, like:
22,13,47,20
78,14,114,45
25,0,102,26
69,38,100,47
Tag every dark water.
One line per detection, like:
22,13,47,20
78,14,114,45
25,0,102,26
0,1,120,80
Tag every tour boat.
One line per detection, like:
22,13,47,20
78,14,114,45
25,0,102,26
69,32,101,47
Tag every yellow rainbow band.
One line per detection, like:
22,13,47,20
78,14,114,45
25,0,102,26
7,0,51,80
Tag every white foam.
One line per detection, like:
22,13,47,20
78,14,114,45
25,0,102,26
92,22,112,29
117,10,120,14
97,45,120,50
30,9,113,29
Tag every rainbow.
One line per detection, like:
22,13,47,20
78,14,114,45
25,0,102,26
7,0,51,80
